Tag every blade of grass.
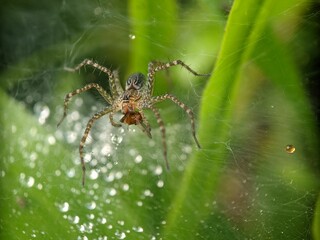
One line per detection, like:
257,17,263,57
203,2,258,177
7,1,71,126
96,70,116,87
164,0,267,237
164,0,319,238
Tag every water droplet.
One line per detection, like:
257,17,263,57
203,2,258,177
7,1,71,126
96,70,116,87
26,177,35,187
11,124,17,133
154,166,163,175
115,231,126,239
111,134,123,144
143,189,153,197
67,168,75,178
109,188,117,196
66,131,77,143
134,155,142,164
100,217,107,224
89,169,99,180
30,152,38,161
182,145,192,154
70,111,80,121
59,202,70,212
72,216,80,224
86,201,96,210
115,171,123,179
157,180,164,188
34,104,50,125
132,226,144,232
47,135,56,145
55,170,61,176
122,184,129,191
117,220,125,226
101,144,112,155
129,34,136,40
285,144,296,154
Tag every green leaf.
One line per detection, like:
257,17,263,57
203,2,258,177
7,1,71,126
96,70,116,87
164,0,319,238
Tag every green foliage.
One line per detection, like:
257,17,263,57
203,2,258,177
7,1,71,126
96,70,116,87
0,0,319,239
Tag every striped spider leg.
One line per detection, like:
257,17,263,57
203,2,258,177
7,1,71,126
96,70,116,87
145,60,209,168
58,60,123,185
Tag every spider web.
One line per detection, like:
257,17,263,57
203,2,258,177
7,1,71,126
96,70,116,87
0,0,319,239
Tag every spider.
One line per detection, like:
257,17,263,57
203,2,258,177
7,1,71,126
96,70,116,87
58,59,209,185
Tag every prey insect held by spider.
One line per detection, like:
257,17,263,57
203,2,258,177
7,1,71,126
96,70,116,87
58,59,210,186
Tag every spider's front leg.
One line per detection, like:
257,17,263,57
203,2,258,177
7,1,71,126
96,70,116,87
109,112,122,127
64,59,121,99
146,60,210,95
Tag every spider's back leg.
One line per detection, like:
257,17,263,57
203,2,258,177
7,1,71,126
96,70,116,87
152,94,201,149
80,106,113,186
149,105,170,170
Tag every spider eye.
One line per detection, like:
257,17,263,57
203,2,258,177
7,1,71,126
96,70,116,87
126,73,145,90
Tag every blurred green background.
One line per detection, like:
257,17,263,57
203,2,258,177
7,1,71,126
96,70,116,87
0,0,319,239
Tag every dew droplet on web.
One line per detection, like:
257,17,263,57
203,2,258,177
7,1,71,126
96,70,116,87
134,155,143,164
58,202,70,212
111,134,123,145
26,176,35,187
67,168,75,178
157,180,164,188
115,231,126,239
109,188,117,196
122,183,130,191
154,165,163,175
47,135,56,145
89,169,99,180
285,144,296,154
86,201,96,210
132,226,144,232
129,34,136,40
72,215,80,224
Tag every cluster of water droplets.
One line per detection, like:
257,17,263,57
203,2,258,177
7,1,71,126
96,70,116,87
1,91,201,239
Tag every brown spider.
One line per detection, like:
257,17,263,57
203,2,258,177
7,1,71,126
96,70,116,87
58,59,209,185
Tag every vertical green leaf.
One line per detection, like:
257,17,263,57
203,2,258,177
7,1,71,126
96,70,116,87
164,0,319,238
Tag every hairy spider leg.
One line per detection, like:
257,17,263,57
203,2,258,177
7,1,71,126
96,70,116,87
109,111,122,127
152,94,201,148
139,110,152,138
57,83,113,127
112,70,124,94
147,59,210,95
64,59,120,98
149,105,170,170
80,107,113,186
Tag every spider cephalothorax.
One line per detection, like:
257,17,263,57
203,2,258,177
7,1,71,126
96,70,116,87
125,72,145,90
58,59,209,185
